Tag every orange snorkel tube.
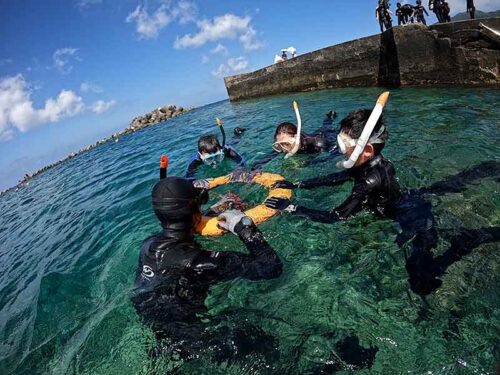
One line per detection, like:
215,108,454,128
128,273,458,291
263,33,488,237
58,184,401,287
159,155,169,179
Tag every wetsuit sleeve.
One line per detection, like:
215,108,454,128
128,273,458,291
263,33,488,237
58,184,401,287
225,146,245,167
290,178,370,223
185,153,203,178
191,224,282,281
251,151,280,170
296,170,351,189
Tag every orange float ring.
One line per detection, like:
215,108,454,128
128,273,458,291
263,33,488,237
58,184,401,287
195,172,292,236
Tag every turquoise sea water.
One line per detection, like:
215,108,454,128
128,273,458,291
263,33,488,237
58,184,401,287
0,87,499,374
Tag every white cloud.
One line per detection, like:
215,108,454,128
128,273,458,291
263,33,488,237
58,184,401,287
0,75,84,140
201,55,210,64
210,43,228,55
174,14,263,50
76,0,102,10
0,58,13,66
126,1,197,39
53,48,81,74
227,57,248,71
239,26,264,50
211,56,249,79
80,81,103,93
90,99,116,114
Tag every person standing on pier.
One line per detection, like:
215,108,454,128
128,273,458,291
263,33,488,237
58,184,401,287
414,0,429,25
376,0,393,32
467,0,475,18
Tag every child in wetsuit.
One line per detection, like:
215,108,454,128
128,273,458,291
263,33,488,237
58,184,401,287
186,130,245,178
266,109,499,296
251,111,339,170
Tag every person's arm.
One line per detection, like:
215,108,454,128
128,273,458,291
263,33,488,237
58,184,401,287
297,170,352,189
191,211,282,281
266,179,370,224
185,154,202,178
225,146,245,167
251,151,280,170
424,7,429,15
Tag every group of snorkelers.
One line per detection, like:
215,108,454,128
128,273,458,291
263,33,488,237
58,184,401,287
376,0,453,32
132,92,499,368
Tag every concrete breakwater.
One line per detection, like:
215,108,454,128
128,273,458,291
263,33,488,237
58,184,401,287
224,18,500,101
2,104,193,196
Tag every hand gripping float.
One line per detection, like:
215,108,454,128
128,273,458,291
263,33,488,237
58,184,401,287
194,171,293,236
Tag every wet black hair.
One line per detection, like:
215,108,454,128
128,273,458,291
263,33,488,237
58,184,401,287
198,135,222,154
274,122,297,139
339,109,388,155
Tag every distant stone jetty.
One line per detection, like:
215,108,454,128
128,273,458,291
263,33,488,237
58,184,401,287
225,18,500,101
1,104,193,196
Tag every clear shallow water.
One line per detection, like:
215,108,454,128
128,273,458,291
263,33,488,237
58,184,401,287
0,87,499,374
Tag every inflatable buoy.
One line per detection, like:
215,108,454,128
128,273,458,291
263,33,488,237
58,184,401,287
195,171,292,236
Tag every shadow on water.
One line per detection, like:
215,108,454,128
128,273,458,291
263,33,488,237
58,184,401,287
377,28,401,87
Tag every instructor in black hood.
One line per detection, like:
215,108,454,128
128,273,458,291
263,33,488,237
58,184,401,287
132,176,282,358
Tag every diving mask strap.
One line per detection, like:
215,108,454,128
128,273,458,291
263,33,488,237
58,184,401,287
285,101,302,160
337,92,390,169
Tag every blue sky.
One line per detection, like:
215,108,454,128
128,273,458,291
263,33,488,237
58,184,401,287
0,0,498,189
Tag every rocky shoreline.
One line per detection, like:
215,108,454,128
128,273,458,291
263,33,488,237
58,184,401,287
1,104,194,196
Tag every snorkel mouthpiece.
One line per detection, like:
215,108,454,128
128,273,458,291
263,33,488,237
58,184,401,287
285,101,302,160
336,92,390,169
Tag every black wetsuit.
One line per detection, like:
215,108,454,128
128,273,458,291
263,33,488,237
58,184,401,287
132,221,282,357
376,4,393,32
398,4,414,24
414,4,429,24
251,116,338,170
186,145,245,178
282,156,500,295
429,0,445,22
467,0,475,19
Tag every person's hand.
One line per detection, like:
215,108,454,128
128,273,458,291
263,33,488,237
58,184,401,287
217,210,247,235
271,180,298,189
264,197,296,212
192,179,209,189
230,168,262,184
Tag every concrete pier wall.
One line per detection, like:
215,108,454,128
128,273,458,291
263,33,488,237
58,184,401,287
224,18,500,101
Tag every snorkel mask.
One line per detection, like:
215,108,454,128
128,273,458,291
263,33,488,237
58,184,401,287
276,101,302,159
198,117,227,167
200,150,225,166
336,92,390,169
272,134,297,153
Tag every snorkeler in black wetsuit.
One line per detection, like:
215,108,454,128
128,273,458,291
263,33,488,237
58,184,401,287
186,119,245,178
132,176,282,359
251,111,339,170
266,109,500,296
